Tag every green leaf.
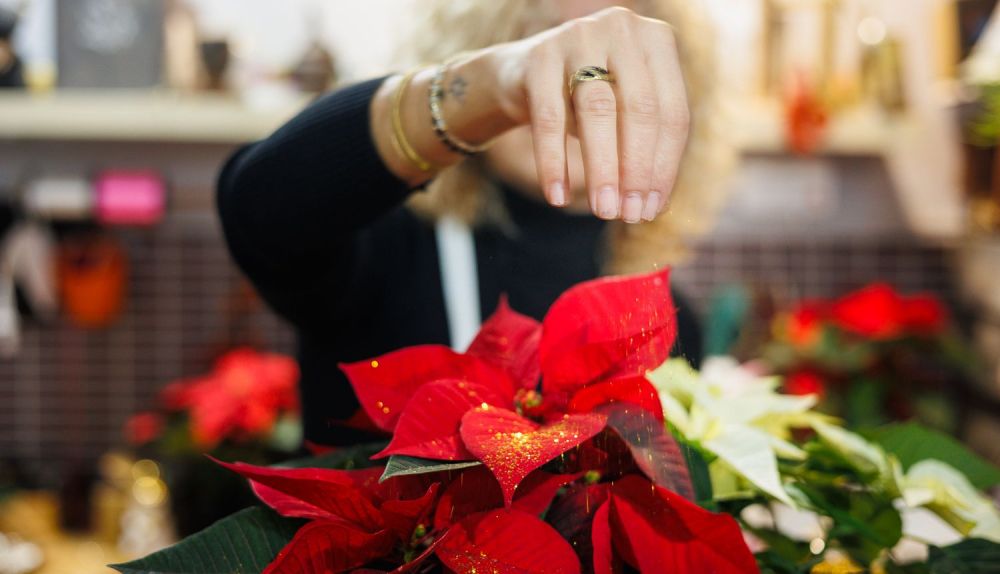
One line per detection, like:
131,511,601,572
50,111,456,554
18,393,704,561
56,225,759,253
110,506,302,574
928,538,1000,574
753,547,821,574
379,455,481,482
795,483,900,551
866,422,1000,490
747,528,814,566
845,378,887,429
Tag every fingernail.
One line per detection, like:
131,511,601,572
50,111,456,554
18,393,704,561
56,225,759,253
642,191,662,221
549,182,566,206
622,193,643,224
597,186,618,219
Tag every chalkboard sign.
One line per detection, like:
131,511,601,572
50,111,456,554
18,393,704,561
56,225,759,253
57,0,164,88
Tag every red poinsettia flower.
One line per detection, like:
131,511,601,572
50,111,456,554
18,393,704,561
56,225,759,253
217,269,760,573
342,269,678,500
162,348,299,448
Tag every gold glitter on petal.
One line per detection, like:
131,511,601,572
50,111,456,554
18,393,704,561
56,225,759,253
461,407,606,507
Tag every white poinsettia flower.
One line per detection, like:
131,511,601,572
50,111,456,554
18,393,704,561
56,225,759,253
647,356,829,506
900,459,1000,543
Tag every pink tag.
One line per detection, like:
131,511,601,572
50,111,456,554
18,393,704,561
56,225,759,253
95,170,166,226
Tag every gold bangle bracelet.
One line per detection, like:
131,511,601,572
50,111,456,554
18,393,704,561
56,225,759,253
390,70,436,173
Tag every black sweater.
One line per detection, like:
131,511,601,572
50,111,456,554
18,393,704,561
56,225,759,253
217,77,702,447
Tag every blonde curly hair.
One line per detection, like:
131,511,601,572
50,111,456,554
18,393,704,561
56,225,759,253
400,0,733,274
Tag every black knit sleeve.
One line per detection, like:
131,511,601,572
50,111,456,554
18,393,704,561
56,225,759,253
217,77,419,327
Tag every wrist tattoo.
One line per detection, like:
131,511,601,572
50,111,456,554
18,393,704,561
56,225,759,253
447,75,468,104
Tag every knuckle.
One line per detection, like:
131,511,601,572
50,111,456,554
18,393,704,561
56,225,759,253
580,92,617,117
623,91,660,119
566,17,597,38
533,104,564,134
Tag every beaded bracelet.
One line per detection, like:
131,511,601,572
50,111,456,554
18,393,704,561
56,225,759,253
428,54,492,156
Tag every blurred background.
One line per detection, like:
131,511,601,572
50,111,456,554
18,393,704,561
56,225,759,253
1,0,1000,572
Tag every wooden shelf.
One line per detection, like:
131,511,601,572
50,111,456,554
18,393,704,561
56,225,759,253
0,90,308,144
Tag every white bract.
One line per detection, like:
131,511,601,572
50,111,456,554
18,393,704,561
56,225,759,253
900,459,1000,543
648,357,829,506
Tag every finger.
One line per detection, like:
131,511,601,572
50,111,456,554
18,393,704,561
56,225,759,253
527,46,570,207
608,46,660,224
570,57,620,220
641,21,690,221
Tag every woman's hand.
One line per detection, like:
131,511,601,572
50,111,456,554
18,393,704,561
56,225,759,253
492,6,689,222
371,6,688,224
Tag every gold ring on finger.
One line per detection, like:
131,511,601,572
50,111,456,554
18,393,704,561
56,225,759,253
569,65,615,97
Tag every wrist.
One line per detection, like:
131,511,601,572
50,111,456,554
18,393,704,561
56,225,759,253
480,43,531,128
439,48,521,146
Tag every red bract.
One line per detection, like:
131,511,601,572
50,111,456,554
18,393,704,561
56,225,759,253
436,509,582,574
540,269,677,392
432,466,581,530
373,379,509,460
342,345,514,432
216,460,440,574
265,521,395,574
467,296,542,390
594,475,759,574
600,405,695,501
460,406,607,507
568,375,664,422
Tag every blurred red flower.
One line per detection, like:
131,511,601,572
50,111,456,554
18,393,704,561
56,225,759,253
784,301,827,348
161,348,299,448
828,283,948,340
784,369,826,397
900,293,947,335
124,412,164,446
830,283,905,340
